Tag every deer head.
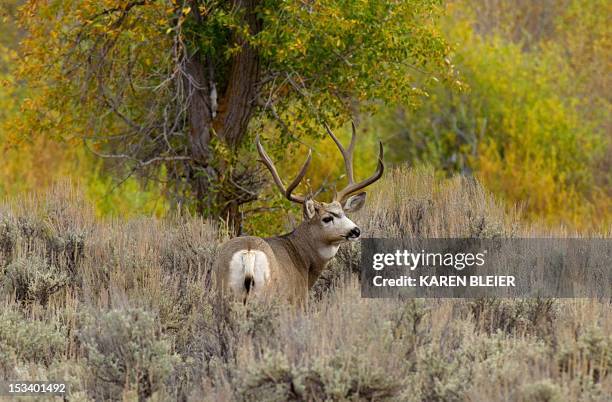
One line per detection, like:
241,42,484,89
256,122,384,246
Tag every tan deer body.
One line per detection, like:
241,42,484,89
214,123,383,304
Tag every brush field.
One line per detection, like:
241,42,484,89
0,168,610,401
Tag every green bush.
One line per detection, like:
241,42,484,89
0,310,66,377
239,351,404,401
469,298,557,339
558,326,611,385
2,255,69,305
0,215,18,258
79,308,179,401
519,379,563,402
0,209,85,280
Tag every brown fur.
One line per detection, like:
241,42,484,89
216,123,383,304
214,200,362,305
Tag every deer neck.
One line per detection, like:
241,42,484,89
281,222,338,288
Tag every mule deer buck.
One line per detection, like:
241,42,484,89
214,123,384,304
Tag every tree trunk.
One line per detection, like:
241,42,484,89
183,0,262,233
183,53,214,216
214,0,262,151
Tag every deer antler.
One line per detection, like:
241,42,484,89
256,135,312,204
324,122,384,203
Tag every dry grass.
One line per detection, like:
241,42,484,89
0,167,610,401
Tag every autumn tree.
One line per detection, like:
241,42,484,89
14,0,453,230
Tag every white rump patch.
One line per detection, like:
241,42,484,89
228,250,270,297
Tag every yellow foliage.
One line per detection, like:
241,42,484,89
377,0,611,231
448,3,611,230
0,0,609,232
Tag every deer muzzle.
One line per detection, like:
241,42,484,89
347,227,361,240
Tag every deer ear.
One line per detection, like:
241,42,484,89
303,198,317,220
342,192,366,213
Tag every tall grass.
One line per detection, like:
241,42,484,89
0,168,610,401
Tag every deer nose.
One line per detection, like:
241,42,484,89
349,227,361,238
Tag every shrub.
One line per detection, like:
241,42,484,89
239,352,296,401
0,310,66,377
409,337,472,402
2,255,69,305
0,208,84,285
79,308,179,401
558,326,611,385
388,300,430,355
462,332,552,402
45,230,85,274
159,219,219,279
0,214,45,260
360,166,517,238
308,353,404,401
0,174,609,401
238,351,404,401
178,298,280,368
468,298,557,340
519,379,563,402
0,215,18,258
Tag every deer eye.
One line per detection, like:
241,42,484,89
322,216,333,223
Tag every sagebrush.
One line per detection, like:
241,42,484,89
0,169,609,401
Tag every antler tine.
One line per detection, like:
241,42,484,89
256,135,312,204
285,149,312,200
335,140,384,202
324,122,355,184
325,122,384,202
341,140,384,203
